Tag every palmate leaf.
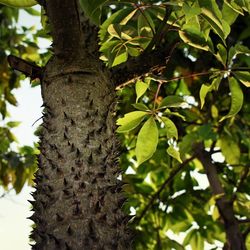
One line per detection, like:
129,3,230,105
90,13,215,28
135,117,158,166
220,77,244,121
0,0,37,7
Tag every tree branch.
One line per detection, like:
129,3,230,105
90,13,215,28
112,41,180,89
7,55,43,80
195,143,246,250
135,155,196,224
46,0,85,59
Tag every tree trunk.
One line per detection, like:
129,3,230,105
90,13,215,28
30,1,132,249
196,143,246,250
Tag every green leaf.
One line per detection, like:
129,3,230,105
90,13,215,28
183,2,201,20
112,47,128,67
161,117,178,140
199,0,230,43
179,29,213,51
137,10,155,36
108,24,121,38
200,76,222,108
183,229,196,246
220,135,240,164
135,80,148,102
80,0,108,25
215,44,227,66
0,0,37,7
132,103,149,111
127,46,140,57
167,145,182,163
99,8,133,40
159,95,185,109
190,231,204,250
136,117,158,165
224,0,244,15
7,121,21,128
120,8,137,25
233,71,250,87
117,111,147,133
220,77,244,121
222,1,240,25
228,44,250,65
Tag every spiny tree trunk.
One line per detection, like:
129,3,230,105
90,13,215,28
30,1,132,249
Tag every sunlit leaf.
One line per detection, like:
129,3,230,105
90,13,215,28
135,80,148,102
0,0,37,7
120,8,137,25
167,145,182,163
117,111,147,133
161,117,178,140
7,121,21,128
112,47,128,66
136,117,158,165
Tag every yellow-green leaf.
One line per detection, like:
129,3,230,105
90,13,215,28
161,117,178,140
0,0,36,7
167,145,182,163
136,117,158,166
117,111,147,133
135,80,148,102
112,48,128,67
219,135,240,164
220,77,244,121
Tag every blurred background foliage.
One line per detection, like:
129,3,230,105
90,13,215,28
0,4,49,194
